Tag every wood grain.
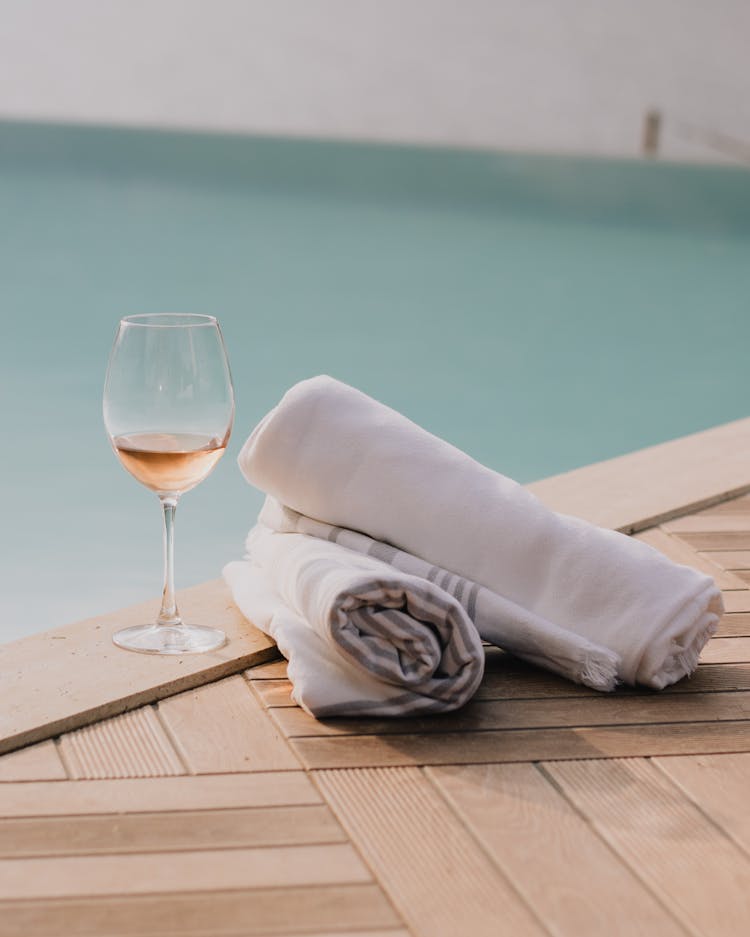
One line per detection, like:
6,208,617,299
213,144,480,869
462,649,750,700
700,637,750,663
0,884,400,937
719,592,750,613
0,579,277,757
0,741,66,782
700,550,750,569
158,675,300,773
271,690,750,738
316,766,546,937
546,757,750,937
428,763,686,937
0,772,320,817
663,514,750,533
634,527,746,589
0,804,346,858
245,659,288,680
670,662,750,692
251,678,296,708
0,843,370,899
715,613,750,637
293,720,750,769
59,705,184,779
654,752,750,857
693,495,750,515
673,531,750,551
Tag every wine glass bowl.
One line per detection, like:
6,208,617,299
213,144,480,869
103,313,234,654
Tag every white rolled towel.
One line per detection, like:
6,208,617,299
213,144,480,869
224,524,484,716
239,375,723,689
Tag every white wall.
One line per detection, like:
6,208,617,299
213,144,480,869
0,0,748,163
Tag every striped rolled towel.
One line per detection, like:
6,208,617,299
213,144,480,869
259,497,620,691
224,523,484,717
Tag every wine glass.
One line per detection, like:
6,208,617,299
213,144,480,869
103,313,234,654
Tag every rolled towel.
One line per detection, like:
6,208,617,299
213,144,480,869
261,497,620,691
224,564,428,716
239,376,723,689
224,524,484,716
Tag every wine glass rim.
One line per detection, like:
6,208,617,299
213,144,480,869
121,313,218,328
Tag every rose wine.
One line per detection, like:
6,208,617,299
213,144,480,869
113,432,226,495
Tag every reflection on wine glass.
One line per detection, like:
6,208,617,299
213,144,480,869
103,313,234,654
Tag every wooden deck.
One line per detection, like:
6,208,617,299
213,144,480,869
2,424,750,936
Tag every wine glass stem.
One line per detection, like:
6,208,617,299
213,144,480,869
157,496,182,627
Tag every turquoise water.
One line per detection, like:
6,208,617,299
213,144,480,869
2,121,749,643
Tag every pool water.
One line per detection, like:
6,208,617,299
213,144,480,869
2,121,749,643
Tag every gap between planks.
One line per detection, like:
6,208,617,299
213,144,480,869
0,884,400,937
157,674,301,773
291,720,750,769
269,690,750,739
0,804,348,859
652,752,750,861
315,765,548,937
426,762,688,937
544,757,750,937
0,771,322,817
0,843,372,900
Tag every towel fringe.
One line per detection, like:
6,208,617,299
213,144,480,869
579,648,620,692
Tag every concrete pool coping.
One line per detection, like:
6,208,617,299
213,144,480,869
2,414,750,757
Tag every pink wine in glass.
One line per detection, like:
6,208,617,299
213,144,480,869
113,432,227,496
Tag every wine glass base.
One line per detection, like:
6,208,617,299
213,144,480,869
112,623,227,655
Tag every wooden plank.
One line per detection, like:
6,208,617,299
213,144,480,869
271,690,750,738
263,933,409,937
671,662,750,692
476,650,604,699
0,772,320,818
0,884,400,937
672,531,750,551
662,514,750,533
0,843,370,900
672,663,750,694
262,932,409,937
693,494,750,515
0,741,66,782
428,763,686,937
258,659,750,709
715,613,750,637
700,637,750,663
718,592,750,613
266,933,409,937
527,416,750,534
158,675,300,773
245,659,288,680
316,767,546,937
472,649,750,700
634,527,747,589
0,579,277,757
292,720,750,769
0,804,346,858
251,679,295,708
59,705,184,779
546,757,750,936
653,752,750,857
701,550,750,569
